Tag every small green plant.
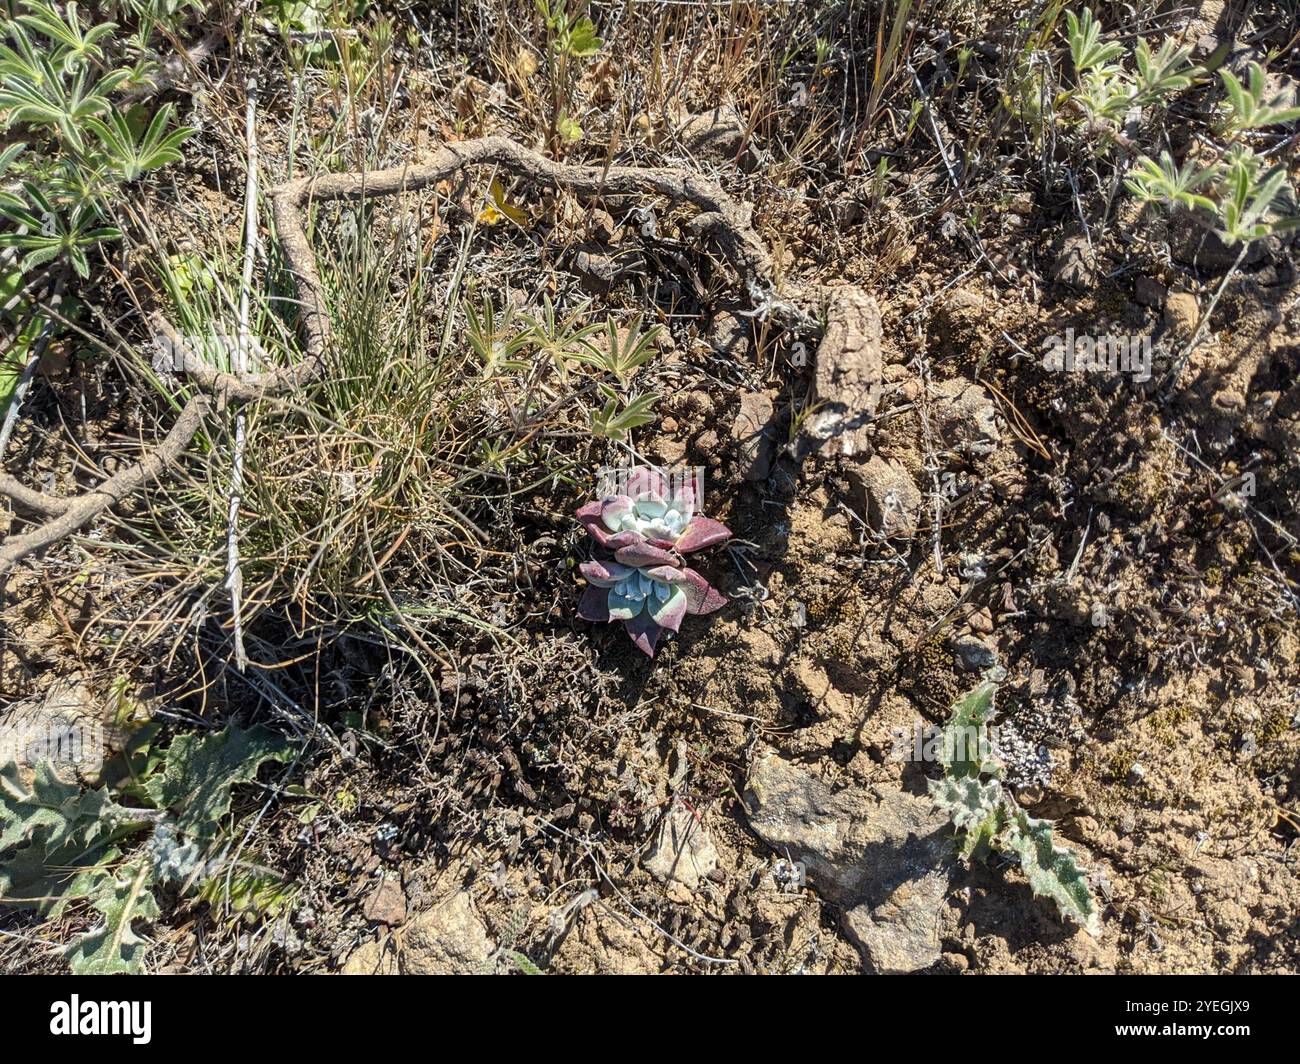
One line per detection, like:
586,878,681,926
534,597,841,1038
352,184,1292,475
1218,61,1300,134
1,722,295,973
1060,9,1298,249
1064,7,1197,131
520,293,603,381
572,314,661,387
535,0,603,152
0,0,195,433
465,294,531,378
928,678,1101,935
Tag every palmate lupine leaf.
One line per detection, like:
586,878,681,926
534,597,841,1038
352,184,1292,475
1221,61,1300,132
1064,8,1123,74
1005,807,1101,935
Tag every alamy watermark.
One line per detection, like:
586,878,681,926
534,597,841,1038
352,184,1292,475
595,463,706,505
0,710,104,778
151,331,266,374
1042,327,1151,383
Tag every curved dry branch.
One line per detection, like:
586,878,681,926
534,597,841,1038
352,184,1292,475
0,397,211,571
1,136,797,573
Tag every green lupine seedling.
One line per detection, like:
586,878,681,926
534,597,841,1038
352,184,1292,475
1063,8,1122,75
1124,152,1216,214
1219,61,1300,134
85,104,194,182
465,295,531,378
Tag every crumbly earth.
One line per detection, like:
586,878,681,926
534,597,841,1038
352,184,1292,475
1,0,1298,974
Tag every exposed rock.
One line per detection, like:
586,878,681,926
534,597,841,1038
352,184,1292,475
803,287,883,457
846,455,922,538
743,752,953,973
1164,290,1200,338
644,799,719,899
931,377,1001,457
843,873,950,974
677,104,747,160
569,244,644,294
362,876,407,926
1051,234,1094,289
733,392,777,481
1169,208,1265,271
341,890,492,975
707,309,750,357
951,634,998,672
1134,276,1166,307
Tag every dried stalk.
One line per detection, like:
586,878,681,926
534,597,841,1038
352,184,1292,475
225,77,258,671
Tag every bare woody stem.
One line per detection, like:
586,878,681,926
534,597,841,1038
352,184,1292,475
0,136,791,574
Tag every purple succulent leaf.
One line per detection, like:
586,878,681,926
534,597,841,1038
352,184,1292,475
599,495,634,532
577,584,611,622
576,500,615,546
679,567,727,615
675,516,731,553
624,612,663,657
605,530,647,550
645,564,689,585
647,585,689,633
579,558,635,588
613,540,677,567
606,588,643,622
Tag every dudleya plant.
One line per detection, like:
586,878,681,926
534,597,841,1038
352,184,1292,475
576,467,731,555
575,467,730,656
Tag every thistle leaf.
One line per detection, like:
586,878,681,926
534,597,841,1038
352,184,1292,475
938,679,999,780
929,775,1006,860
1005,807,1101,935
144,724,293,843
64,860,159,975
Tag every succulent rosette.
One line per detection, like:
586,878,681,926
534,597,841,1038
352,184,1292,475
574,467,731,657
576,558,726,656
575,467,731,560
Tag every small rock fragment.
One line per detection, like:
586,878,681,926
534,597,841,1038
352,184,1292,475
931,378,1001,457
1134,276,1166,307
706,309,750,357
1164,291,1200,338
342,890,492,975
362,876,408,927
847,455,922,538
733,392,777,481
803,287,883,457
644,799,719,898
677,104,747,160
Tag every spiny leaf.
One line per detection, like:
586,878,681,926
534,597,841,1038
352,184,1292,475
1005,807,1100,935
928,775,1006,860
144,724,294,843
64,860,159,975
938,679,999,780
0,760,135,855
